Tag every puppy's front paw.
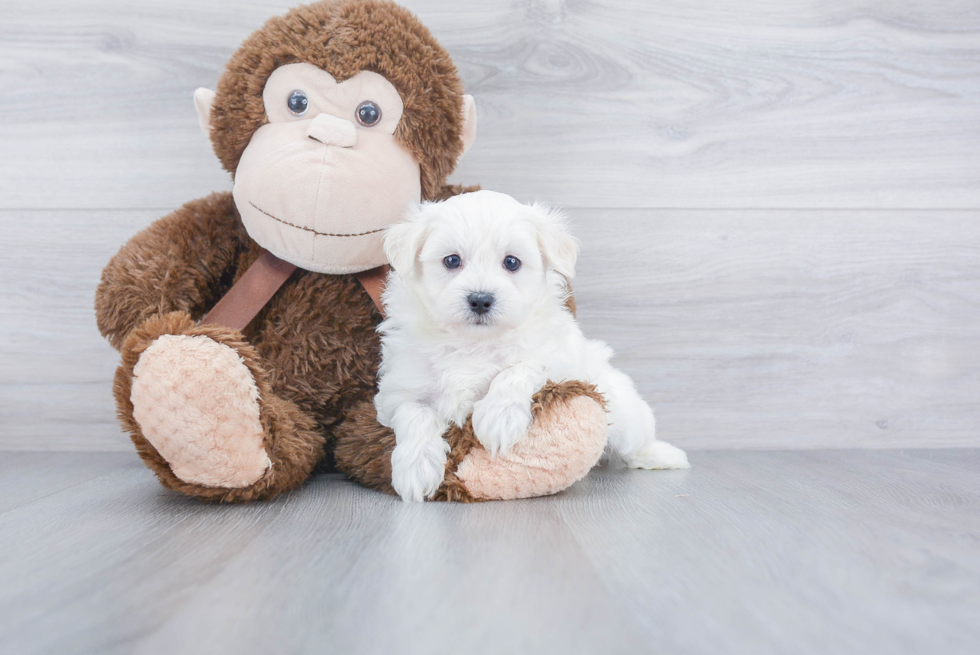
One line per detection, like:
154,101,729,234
472,396,532,457
626,440,691,470
391,438,449,502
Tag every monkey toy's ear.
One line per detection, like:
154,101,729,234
193,88,217,137
460,94,477,155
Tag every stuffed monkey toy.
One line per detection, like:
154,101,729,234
95,0,609,503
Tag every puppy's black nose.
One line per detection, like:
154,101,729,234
467,292,494,315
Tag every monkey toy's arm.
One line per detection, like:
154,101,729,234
95,190,325,502
95,192,243,350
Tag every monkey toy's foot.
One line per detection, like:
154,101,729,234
131,332,271,488
446,381,609,501
116,312,324,502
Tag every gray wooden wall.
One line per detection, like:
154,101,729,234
2,0,978,451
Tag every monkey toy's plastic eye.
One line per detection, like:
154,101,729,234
287,90,309,116
443,254,462,270
356,100,382,126
503,256,521,272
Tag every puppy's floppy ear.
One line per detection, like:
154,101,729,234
529,202,579,279
384,203,430,276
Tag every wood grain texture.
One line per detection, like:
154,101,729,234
1,0,978,209
3,208,978,451
0,209,151,450
568,208,980,449
0,450,977,655
0,451,133,514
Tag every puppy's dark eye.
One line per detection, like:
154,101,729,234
356,100,382,126
287,90,309,116
443,254,462,270
503,256,521,272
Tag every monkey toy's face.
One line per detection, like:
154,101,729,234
235,63,420,273
196,61,475,275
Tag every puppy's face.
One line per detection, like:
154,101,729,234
385,190,578,335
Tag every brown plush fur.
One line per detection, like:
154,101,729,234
95,193,245,350
211,0,467,202
531,380,606,415
332,399,397,496
432,183,482,202
431,423,483,503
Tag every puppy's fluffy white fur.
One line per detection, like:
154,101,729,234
376,190,689,502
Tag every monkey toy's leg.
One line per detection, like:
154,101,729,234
96,194,326,502
333,381,609,502
115,311,325,502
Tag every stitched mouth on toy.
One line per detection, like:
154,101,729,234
248,201,385,238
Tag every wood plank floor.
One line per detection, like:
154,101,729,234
1,449,977,655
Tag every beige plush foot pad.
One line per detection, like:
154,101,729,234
131,334,271,488
455,395,608,500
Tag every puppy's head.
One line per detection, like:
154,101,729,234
384,190,578,334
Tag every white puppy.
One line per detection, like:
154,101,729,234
376,190,690,502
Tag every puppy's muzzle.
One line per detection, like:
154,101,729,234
467,292,494,316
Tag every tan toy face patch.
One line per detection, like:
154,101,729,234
233,63,422,274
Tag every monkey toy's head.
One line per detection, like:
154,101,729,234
193,0,476,274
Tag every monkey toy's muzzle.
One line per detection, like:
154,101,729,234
232,114,421,275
